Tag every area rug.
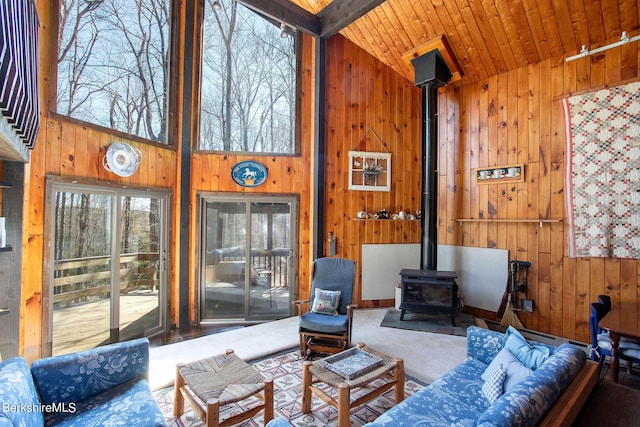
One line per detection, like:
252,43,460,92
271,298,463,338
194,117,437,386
380,308,476,337
154,349,424,426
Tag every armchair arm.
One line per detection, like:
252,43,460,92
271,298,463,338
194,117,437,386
31,338,150,405
293,299,310,315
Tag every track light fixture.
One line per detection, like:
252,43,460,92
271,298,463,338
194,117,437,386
566,31,640,62
212,1,221,11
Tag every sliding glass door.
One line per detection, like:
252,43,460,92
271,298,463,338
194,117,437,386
200,195,296,323
48,183,168,356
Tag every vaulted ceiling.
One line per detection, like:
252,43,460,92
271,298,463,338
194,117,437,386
256,0,640,84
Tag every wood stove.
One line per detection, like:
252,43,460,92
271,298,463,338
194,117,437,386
398,50,456,325
399,269,458,326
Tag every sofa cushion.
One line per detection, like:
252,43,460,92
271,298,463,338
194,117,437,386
481,348,533,393
482,364,506,404
0,357,45,427
299,312,348,334
428,357,490,413
31,338,150,405
503,326,551,370
43,378,166,427
365,384,482,427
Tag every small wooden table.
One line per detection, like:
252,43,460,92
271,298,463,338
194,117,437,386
301,343,404,427
598,302,640,383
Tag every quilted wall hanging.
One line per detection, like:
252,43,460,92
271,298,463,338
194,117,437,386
561,81,640,259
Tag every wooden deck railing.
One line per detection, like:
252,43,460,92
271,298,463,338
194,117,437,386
54,248,290,308
53,253,159,307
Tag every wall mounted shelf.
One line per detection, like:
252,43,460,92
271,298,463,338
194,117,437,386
456,219,562,228
476,164,524,184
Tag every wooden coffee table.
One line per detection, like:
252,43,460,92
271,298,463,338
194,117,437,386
301,343,404,427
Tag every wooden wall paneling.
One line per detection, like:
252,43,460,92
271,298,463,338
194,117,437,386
439,0,485,81
605,45,622,85
47,120,62,176
604,258,621,306
562,257,577,340
469,83,481,246
441,89,454,245
526,64,541,333
477,80,490,246
86,127,102,178
538,251,551,333
494,73,509,248
536,0,564,57
548,57,565,336
458,85,472,246
620,41,639,80
575,258,591,342
619,259,638,322
73,125,88,179
460,3,501,76
591,52,607,88
437,87,448,245
487,75,501,247
21,122,47,359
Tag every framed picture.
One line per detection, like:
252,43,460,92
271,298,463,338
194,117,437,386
348,151,391,192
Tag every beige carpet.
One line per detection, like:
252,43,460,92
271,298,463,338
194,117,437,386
149,308,468,390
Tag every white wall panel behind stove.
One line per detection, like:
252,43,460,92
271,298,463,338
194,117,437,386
361,244,508,312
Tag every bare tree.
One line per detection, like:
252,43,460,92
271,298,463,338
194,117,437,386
57,0,169,142
199,0,296,153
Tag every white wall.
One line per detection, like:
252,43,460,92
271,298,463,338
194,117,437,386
361,244,509,311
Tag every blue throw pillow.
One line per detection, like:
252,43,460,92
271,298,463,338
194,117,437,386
503,326,550,370
481,347,533,393
311,289,341,315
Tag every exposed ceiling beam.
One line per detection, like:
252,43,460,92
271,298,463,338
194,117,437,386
237,0,321,36
317,0,387,38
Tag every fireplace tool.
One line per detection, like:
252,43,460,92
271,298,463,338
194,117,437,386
499,260,531,329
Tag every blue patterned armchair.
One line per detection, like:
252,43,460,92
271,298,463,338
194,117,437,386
294,257,356,359
0,338,166,427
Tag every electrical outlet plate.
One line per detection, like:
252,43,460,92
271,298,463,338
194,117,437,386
521,299,534,312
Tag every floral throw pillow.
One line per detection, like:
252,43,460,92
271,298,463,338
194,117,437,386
310,289,341,315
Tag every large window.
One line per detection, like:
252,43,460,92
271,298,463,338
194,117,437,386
199,0,297,153
56,0,171,143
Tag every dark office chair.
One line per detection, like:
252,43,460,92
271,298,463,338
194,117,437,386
589,302,640,372
294,257,357,359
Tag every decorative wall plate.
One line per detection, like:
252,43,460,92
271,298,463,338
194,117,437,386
231,160,268,187
102,142,141,177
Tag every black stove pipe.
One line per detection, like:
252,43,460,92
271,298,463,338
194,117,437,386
411,50,452,271
421,82,439,270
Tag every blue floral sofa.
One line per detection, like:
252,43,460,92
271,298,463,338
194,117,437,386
267,325,598,427
0,338,167,427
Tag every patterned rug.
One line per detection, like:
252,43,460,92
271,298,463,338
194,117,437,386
561,81,640,259
154,349,424,426
380,308,476,337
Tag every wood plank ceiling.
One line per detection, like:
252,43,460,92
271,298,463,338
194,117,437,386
286,0,640,84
